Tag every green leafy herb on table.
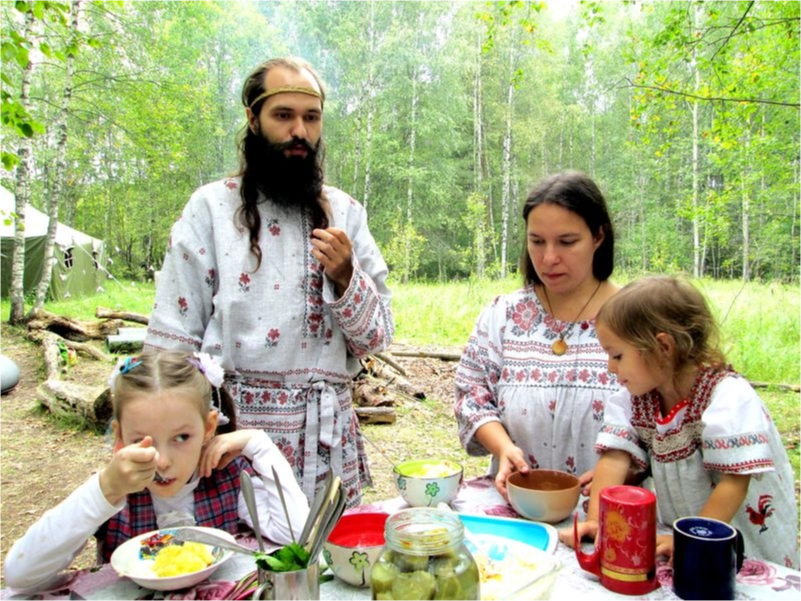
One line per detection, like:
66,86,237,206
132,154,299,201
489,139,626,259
255,542,312,572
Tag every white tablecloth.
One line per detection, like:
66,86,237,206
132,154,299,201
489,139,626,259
3,477,798,600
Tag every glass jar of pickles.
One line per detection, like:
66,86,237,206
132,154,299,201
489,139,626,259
370,508,479,600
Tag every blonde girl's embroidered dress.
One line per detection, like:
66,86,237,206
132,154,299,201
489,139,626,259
596,367,798,569
145,178,394,507
455,287,620,477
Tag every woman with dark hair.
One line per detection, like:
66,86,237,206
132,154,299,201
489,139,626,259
455,171,621,499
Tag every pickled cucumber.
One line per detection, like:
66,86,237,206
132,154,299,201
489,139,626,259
395,552,430,572
371,562,401,594
391,571,437,600
433,573,463,600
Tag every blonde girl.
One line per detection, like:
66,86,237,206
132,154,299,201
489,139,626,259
5,350,309,592
562,276,797,569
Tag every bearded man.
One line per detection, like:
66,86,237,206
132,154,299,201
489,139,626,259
145,58,394,507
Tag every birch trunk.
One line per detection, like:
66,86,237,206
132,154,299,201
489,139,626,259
691,3,702,278
352,109,362,196
473,31,485,278
362,1,376,210
741,122,752,281
9,10,38,325
404,64,418,284
500,44,516,277
32,0,82,310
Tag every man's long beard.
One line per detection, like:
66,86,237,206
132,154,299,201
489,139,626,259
242,130,324,213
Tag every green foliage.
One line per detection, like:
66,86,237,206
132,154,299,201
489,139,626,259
255,542,311,573
0,1,797,283
391,275,799,386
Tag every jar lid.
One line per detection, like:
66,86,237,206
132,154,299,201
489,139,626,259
384,508,464,556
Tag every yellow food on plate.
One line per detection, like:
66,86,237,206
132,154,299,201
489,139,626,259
475,552,542,601
152,542,215,577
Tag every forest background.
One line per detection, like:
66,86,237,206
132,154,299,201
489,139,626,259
2,0,799,309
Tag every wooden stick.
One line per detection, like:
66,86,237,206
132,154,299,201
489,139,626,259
389,350,462,361
95,306,150,325
374,352,407,376
354,406,396,424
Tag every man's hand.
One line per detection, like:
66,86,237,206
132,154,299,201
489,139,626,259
311,227,353,296
99,436,159,505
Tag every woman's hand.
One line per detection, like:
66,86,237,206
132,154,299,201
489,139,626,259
578,469,593,497
494,444,529,500
99,436,159,505
559,518,598,549
199,430,256,478
656,534,674,563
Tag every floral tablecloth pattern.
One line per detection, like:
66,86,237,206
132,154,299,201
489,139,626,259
3,477,798,600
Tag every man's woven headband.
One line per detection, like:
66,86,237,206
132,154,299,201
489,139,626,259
248,86,324,109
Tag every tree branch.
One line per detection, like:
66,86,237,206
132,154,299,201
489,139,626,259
624,78,800,109
708,1,754,63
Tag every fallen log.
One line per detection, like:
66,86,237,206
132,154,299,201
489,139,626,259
353,380,391,407
374,352,407,376
389,350,462,362
28,330,112,363
40,331,63,380
749,381,801,393
37,379,112,426
96,306,149,325
354,406,396,424
26,308,124,342
362,357,426,399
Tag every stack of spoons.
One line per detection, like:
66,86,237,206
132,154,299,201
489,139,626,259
175,469,346,565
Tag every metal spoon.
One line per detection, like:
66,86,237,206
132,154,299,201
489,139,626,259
172,528,257,557
271,465,296,544
310,481,346,561
240,470,265,553
304,476,341,556
299,469,333,548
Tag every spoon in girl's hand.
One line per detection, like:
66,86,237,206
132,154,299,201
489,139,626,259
149,446,168,484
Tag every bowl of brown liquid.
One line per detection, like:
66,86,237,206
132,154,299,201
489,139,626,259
507,469,581,524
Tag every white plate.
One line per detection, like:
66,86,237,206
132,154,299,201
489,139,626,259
110,526,235,591
467,534,562,600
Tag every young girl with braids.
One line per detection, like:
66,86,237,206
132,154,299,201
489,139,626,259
4,350,309,592
562,276,797,568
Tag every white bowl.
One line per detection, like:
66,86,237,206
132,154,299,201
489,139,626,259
394,459,463,507
323,512,388,588
110,526,235,591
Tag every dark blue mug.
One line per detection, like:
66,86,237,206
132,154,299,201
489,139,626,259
673,517,744,600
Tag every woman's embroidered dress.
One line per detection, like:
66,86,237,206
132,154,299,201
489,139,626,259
455,287,620,477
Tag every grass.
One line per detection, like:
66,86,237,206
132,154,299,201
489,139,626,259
390,275,800,385
3,274,798,473
3,274,798,385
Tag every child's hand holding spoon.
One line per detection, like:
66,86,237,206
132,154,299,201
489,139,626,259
100,436,161,504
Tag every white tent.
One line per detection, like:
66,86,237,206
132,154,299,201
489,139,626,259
0,186,106,300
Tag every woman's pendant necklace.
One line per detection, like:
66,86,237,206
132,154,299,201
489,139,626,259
543,281,603,356
552,338,569,356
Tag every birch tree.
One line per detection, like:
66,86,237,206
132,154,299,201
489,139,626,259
8,7,38,324
32,0,83,310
